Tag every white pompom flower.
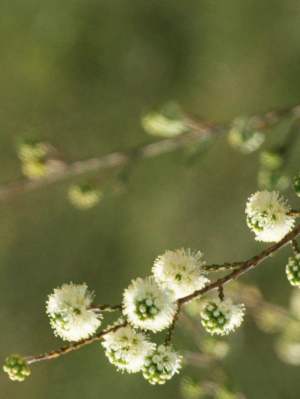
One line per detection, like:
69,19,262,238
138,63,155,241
142,344,182,385
102,325,155,373
46,283,102,342
152,249,209,299
122,277,177,332
201,298,245,336
245,191,294,242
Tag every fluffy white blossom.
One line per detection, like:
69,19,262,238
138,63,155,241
201,298,245,336
245,191,294,242
102,325,154,373
152,248,209,299
122,277,177,332
142,344,182,385
46,283,102,342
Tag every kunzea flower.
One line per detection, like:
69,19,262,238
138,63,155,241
102,325,154,373
122,277,177,332
3,355,31,382
201,298,245,336
46,282,102,342
286,254,300,287
152,248,209,299
142,344,182,385
245,191,294,242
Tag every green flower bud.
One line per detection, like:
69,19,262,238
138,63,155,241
200,299,245,336
275,321,300,366
3,355,31,382
258,169,289,191
22,159,48,180
142,103,187,138
17,139,48,163
180,378,203,399
260,150,284,170
228,117,265,154
142,344,182,385
286,254,300,287
293,173,300,197
200,336,230,359
68,184,102,210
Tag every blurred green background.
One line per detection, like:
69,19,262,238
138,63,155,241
1,0,300,397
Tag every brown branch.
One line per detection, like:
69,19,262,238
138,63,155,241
164,302,181,345
179,224,300,306
203,261,243,271
289,210,300,218
90,304,122,312
26,321,127,365
0,103,299,202
0,130,213,202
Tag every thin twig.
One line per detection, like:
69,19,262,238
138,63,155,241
203,262,242,271
164,303,181,345
179,224,300,306
90,304,122,312
218,286,224,301
0,131,212,202
0,103,299,202
288,210,300,218
26,321,127,365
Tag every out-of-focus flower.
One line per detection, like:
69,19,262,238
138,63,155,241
142,103,187,138
68,184,102,209
228,117,265,154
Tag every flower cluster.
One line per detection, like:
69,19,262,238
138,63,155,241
286,254,300,287
46,283,102,342
142,344,182,385
3,355,31,382
200,298,245,336
245,191,294,242
102,325,155,373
